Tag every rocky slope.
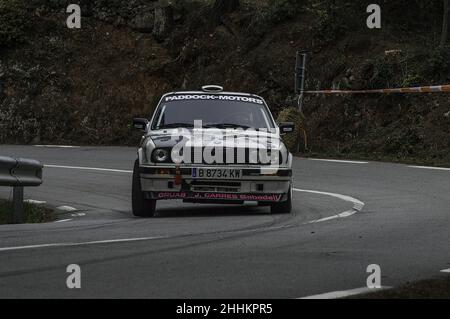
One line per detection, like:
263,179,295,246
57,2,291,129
0,0,449,165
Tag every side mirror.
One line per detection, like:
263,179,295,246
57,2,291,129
279,122,295,134
133,118,149,131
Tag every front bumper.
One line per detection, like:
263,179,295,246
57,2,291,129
139,165,292,203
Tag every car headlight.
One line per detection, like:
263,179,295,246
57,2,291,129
152,148,170,163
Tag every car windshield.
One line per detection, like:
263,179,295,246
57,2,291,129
151,97,275,130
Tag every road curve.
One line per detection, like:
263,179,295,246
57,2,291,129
0,145,448,298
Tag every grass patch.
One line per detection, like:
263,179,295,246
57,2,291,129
0,198,56,224
352,276,450,299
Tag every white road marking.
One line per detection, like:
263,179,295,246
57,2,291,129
45,164,132,174
56,206,78,212
34,145,80,148
0,236,165,252
0,157,377,256
294,189,365,211
440,268,450,273
24,199,47,205
409,165,450,171
0,189,364,252
43,165,362,222
294,189,364,224
308,158,369,164
71,212,86,217
55,219,73,223
337,210,356,218
299,286,392,299
307,210,357,224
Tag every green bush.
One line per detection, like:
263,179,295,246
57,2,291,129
276,107,304,152
371,47,450,89
0,0,34,47
0,199,56,224
244,0,306,41
420,47,450,83
371,53,419,88
309,0,443,44
309,1,359,44
265,0,305,23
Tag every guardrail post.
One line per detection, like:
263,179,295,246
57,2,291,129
1,156,43,224
13,186,24,224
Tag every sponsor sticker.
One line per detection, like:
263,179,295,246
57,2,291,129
155,192,282,202
165,94,264,105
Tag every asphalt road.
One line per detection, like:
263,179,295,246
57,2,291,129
0,145,449,298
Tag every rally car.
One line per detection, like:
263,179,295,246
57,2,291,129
132,85,295,217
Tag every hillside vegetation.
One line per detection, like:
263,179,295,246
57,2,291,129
0,0,449,165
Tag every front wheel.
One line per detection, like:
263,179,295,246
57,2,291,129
132,160,156,217
270,186,292,215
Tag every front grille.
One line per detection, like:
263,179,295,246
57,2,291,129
184,147,282,166
190,181,241,187
188,180,241,193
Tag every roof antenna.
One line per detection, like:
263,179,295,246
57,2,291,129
202,85,224,93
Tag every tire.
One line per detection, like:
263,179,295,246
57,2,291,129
132,159,156,217
270,186,292,215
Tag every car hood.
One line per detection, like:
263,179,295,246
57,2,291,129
147,128,283,150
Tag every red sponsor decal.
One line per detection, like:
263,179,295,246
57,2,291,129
200,193,239,200
238,194,282,201
155,192,282,202
157,192,187,199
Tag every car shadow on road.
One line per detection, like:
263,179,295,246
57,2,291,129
154,204,270,218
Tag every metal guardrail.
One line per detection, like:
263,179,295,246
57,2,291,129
0,156,43,223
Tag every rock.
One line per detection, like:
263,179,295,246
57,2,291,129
153,4,173,41
385,49,403,56
130,9,155,33
284,95,296,106
31,135,41,145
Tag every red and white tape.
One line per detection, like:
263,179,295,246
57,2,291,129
304,85,450,94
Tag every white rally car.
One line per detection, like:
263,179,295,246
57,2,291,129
132,85,295,217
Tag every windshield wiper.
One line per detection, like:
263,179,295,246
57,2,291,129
158,123,195,129
205,123,252,129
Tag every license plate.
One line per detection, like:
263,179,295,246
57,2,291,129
192,168,242,179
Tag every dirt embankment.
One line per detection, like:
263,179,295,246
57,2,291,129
0,0,449,165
